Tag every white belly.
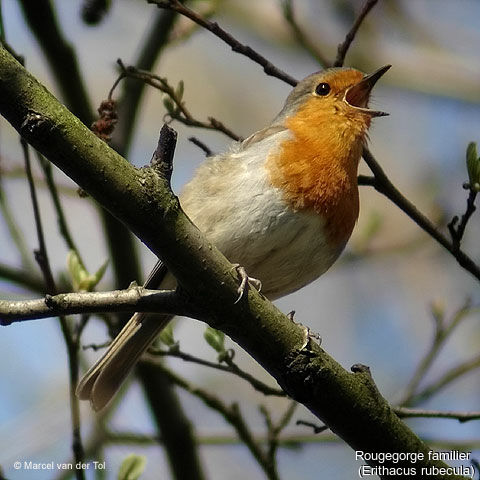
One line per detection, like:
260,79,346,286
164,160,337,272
180,134,341,299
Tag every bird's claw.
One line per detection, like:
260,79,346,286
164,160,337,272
232,264,262,304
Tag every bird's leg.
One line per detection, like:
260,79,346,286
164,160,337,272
231,264,262,304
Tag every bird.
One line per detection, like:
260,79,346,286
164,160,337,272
76,65,391,411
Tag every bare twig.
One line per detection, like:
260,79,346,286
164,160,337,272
146,348,286,397
155,363,280,480
448,188,477,252
394,407,480,423
188,136,213,156
407,353,480,407
296,419,329,434
22,139,85,479
260,401,297,475
362,147,480,283
0,287,190,324
147,0,298,86
334,0,379,67
22,139,56,293
111,8,180,156
400,301,478,406
282,0,330,67
36,152,83,265
115,61,242,141
0,176,34,271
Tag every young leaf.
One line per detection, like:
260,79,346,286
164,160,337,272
204,326,225,353
118,454,147,480
158,322,176,347
466,142,479,186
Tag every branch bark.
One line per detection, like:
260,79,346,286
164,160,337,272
0,45,469,480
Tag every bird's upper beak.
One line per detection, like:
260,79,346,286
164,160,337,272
344,65,391,117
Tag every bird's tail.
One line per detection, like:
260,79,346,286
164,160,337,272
76,311,173,411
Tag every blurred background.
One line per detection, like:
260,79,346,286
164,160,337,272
0,0,479,479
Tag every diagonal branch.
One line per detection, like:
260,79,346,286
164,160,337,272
334,0,379,67
362,147,480,283
281,0,330,68
147,0,298,86
146,349,286,397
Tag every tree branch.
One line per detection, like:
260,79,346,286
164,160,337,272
146,348,286,397
334,0,379,67
22,138,85,479
448,188,477,252
281,0,330,68
362,147,480,283
152,362,279,480
394,407,480,423
0,288,190,324
147,0,298,86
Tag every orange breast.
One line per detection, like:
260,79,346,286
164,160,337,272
267,98,366,246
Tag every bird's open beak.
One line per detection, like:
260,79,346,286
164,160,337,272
344,65,391,117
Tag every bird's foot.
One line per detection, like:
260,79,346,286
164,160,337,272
286,311,322,348
232,264,262,304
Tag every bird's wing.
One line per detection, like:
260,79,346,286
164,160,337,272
241,124,287,149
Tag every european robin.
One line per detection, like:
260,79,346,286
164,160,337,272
77,65,391,410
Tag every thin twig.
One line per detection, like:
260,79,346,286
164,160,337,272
111,8,180,156
448,188,477,252
188,136,213,156
394,407,480,423
282,0,330,67
0,176,35,270
260,401,297,475
400,301,478,406
22,139,56,293
146,348,286,397
296,420,329,434
334,0,379,67
155,363,279,480
116,61,241,141
101,430,480,451
407,353,480,407
0,288,189,324
22,139,85,479
148,0,298,86
362,147,480,283
36,152,83,265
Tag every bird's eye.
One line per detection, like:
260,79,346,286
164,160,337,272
315,82,331,96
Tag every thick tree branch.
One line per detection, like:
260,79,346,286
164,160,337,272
0,46,468,479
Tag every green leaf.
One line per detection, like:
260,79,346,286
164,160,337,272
158,322,176,347
466,142,479,185
90,258,109,289
67,250,88,292
66,250,108,292
163,96,175,114
175,80,184,101
118,454,147,480
204,326,225,353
